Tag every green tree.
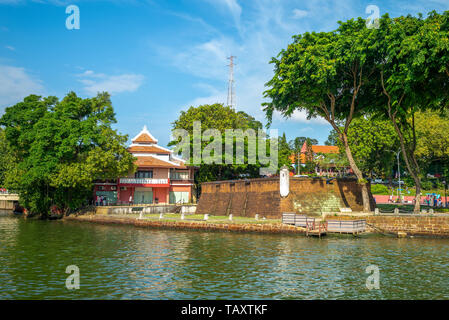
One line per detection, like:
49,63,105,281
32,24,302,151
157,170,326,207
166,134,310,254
263,18,378,211
343,115,399,179
289,137,318,152
325,129,339,146
374,13,449,212
0,128,15,188
169,104,279,186
315,152,349,177
0,92,136,217
415,110,449,174
278,133,293,169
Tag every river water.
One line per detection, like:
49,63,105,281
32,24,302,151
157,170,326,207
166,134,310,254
1,215,449,299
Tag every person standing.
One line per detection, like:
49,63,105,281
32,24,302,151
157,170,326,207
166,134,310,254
129,195,133,206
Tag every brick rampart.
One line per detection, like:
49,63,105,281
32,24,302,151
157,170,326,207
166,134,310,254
196,177,375,218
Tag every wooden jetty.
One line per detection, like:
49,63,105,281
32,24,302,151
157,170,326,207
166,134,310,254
282,213,366,237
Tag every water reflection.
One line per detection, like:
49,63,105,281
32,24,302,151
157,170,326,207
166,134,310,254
1,216,449,299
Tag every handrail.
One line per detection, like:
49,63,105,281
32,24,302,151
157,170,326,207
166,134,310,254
120,178,168,184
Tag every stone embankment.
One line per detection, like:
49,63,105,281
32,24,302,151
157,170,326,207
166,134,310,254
65,213,449,238
65,214,306,235
367,215,449,237
327,214,449,238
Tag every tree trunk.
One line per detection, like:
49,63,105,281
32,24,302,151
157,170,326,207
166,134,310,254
342,133,371,212
414,179,421,212
390,118,421,213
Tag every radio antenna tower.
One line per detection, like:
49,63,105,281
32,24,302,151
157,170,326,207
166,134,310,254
227,56,236,110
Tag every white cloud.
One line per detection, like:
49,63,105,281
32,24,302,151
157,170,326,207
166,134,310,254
77,71,144,96
292,9,308,19
204,0,242,31
156,0,360,129
288,110,328,125
5,45,15,51
0,65,44,111
171,37,237,79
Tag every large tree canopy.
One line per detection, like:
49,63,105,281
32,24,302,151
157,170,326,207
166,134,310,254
415,110,449,170
263,17,378,211
372,12,449,211
169,103,282,186
264,11,449,212
0,92,136,217
0,128,15,188
341,115,399,178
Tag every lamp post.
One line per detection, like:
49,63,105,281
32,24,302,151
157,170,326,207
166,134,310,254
297,150,300,175
387,149,402,203
396,150,401,203
444,179,447,208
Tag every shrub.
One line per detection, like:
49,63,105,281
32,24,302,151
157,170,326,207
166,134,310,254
403,176,415,187
371,184,389,194
421,180,433,190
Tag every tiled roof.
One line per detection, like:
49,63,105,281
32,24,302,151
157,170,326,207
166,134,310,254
311,145,339,154
135,156,187,169
132,133,157,144
290,145,339,164
128,145,171,154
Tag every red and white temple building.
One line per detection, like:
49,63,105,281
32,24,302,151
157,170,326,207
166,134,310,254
94,126,194,205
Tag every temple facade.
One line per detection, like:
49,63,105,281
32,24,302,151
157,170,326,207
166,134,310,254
94,126,194,205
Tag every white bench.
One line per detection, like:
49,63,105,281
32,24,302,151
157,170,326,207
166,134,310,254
281,212,296,225
294,215,315,228
327,220,366,233
281,213,315,228
339,207,352,213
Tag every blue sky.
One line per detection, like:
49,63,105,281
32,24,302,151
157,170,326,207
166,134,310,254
1,0,449,147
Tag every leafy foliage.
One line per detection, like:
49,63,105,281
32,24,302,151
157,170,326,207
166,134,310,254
0,92,136,216
263,18,379,211
288,137,318,152
169,104,268,184
343,115,399,178
0,128,15,188
371,13,449,211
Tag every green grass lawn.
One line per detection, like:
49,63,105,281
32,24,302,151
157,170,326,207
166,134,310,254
371,185,447,196
116,213,282,224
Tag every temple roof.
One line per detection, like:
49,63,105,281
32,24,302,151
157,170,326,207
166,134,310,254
131,125,158,144
135,156,187,169
128,145,171,154
310,145,339,154
300,141,339,154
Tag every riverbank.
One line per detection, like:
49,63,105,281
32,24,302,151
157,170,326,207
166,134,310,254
65,212,449,239
65,214,308,235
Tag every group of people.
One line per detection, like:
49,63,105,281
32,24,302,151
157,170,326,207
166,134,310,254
424,194,445,207
95,195,108,206
0,188,8,194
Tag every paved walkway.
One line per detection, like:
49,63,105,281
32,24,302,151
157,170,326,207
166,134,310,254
374,194,448,205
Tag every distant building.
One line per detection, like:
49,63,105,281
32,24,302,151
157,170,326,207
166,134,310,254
289,141,350,176
94,126,194,205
